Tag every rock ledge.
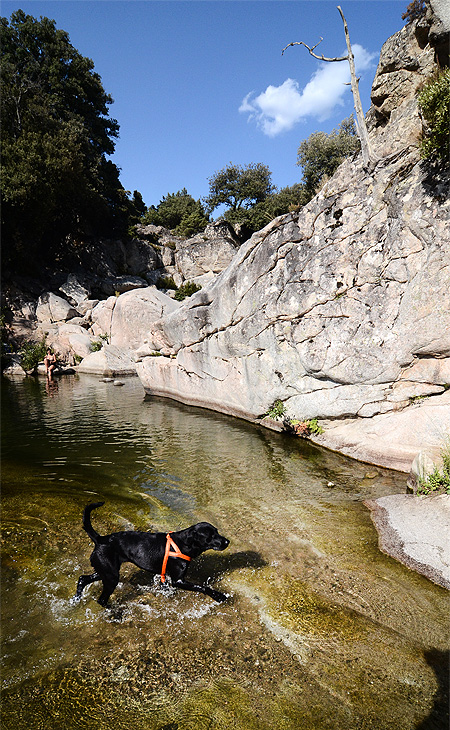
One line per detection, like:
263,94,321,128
365,494,450,589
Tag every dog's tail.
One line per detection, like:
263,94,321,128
82,501,105,544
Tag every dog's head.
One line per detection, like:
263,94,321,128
186,522,229,553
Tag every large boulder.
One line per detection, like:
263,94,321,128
174,221,241,282
76,287,180,375
91,296,117,338
136,13,450,469
58,274,90,306
36,292,78,323
47,323,96,361
76,344,137,377
110,286,180,350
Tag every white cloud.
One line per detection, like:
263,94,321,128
240,44,376,137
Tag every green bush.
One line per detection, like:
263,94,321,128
20,338,47,371
418,69,450,163
265,400,287,420
306,418,324,435
297,116,360,196
174,282,201,301
156,276,177,290
176,209,209,237
418,441,450,495
143,189,208,236
221,182,309,236
289,417,324,436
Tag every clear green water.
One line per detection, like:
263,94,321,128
1,375,449,730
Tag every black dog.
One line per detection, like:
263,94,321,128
75,502,230,606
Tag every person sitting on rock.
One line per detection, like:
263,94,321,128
44,348,57,379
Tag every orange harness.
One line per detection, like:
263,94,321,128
160,533,191,583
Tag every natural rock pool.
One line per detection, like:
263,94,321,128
1,375,448,730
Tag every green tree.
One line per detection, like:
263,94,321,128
296,115,360,196
402,0,426,22
1,10,126,271
130,190,147,218
204,162,275,215
126,189,147,231
418,69,450,163
143,189,208,236
223,183,309,237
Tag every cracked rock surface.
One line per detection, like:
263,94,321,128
137,13,450,472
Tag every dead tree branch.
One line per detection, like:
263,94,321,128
282,5,373,166
282,38,347,63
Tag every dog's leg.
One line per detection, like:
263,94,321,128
90,546,121,607
173,578,228,603
75,572,101,600
97,575,120,607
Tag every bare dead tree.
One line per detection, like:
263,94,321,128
282,5,372,166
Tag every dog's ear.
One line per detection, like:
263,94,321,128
189,523,215,549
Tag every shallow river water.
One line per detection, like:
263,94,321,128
1,375,449,730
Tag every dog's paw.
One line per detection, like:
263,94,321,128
210,590,229,603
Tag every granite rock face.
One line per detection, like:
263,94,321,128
36,292,79,323
136,13,450,469
109,287,180,351
134,220,241,288
174,221,241,283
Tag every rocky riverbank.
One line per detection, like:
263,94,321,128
365,494,450,589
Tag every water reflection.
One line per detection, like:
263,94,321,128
1,375,449,730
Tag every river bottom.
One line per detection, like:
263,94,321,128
1,376,449,729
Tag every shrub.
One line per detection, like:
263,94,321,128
418,69,450,163
174,282,201,301
290,418,324,436
265,400,287,420
297,116,360,196
20,338,47,371
402,0,426,22
143,189,208,235
176,209,209,237
417,441,450,495
156,276,177,290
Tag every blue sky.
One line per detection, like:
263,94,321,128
2,0,406,211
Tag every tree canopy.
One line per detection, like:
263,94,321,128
296,116,360,195
402,0,427,22
1,10,140,272
143,189,209,237
204,162,275,215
